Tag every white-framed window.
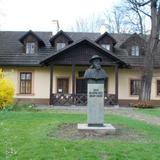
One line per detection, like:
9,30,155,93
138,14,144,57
101,44,110,50
26,42,35,54
56,43,66,51
20,72,32,94
131,46,139,56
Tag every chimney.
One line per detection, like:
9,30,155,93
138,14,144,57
52,20,60,35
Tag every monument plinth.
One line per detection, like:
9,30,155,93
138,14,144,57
87,79,104,126
77,55,116,134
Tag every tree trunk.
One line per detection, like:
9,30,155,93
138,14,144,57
139,0,160,101
139,45,154,101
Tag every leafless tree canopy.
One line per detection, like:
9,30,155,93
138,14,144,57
103,1,150,34
71,1,150,34
71,15,104,32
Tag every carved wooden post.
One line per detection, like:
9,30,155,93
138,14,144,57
72,64,76,105
115,64,119,105
49,64,53,105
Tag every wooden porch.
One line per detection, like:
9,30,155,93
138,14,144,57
40,38,128,106
50,93,116,106
49,64,119,106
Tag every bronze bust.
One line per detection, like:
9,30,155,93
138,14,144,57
84,55,107,80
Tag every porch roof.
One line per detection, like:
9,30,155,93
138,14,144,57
40,37,129,67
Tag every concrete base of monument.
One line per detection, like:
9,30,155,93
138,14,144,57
77,123,116,135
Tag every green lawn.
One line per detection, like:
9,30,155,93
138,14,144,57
136,108,160,116
0,110,160,160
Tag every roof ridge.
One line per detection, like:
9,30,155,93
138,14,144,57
65,31,100,34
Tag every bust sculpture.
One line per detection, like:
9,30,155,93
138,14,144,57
84,55,107,80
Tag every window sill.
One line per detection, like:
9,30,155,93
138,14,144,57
16,93,35,96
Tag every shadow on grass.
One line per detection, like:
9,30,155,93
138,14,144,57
47,123,146,142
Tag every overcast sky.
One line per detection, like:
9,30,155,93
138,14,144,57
0,0,121,33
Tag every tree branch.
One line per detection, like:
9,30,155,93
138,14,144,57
137,0,151,6
138,8,151,18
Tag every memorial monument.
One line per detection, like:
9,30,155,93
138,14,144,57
77,55,116,134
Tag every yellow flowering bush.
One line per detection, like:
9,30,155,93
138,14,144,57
0,69,15,109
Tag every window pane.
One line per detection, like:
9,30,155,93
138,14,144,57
20,72,32,94
131,46,139,56
56,43,66,51
26,43,35,54
20,73,26,80
101,44,110,50
26,73,31,80
130,80,141,95
26,81,31,94
20,81,26,94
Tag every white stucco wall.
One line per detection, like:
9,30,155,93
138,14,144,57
2,66,160,101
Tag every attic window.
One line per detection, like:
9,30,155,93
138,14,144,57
56,43,66,51
131,46,139,56
26,42,35,54
101,44,110,50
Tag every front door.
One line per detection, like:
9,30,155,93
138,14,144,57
57,78,69,94
76,78,108,94
76,79,87,94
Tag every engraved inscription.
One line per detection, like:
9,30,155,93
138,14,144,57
89,89,103,97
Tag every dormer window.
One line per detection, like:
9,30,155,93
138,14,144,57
101,44,110,50
131,46,139,56
56,43,66,51
26,42,35,54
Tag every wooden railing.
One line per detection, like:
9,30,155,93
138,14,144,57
50,93,116,106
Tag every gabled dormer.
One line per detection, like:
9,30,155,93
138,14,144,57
120,33,146,56
49,30,73,51
95,32,116,52
19,30,45,54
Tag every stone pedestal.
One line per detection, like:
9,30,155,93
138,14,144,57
77,80,116,135
77,123,116,134
87,79,104,126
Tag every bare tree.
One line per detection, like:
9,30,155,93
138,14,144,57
104,7,132,33
124,0,160,101
71,14,104,32
139,0,160,101
104,2,149,34
123,0,150,34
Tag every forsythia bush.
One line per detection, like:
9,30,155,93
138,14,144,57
0,69,15,109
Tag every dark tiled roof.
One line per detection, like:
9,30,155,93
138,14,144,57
41,37,128,66
66,32,100,41
50,30,73,44
111,33,131,47
95,32,117,45
0,30,156,68
0,31,52,66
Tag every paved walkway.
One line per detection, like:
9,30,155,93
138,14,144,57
36,105,160,126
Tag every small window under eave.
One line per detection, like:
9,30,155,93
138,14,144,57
101,44,110,50
131,45,139,56
26,42,36,54
19,30,46,53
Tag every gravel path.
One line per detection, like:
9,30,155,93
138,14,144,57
107,108,160,126
36,105,160,126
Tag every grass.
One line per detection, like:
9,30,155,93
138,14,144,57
0,109,160,160
136,108,160,116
